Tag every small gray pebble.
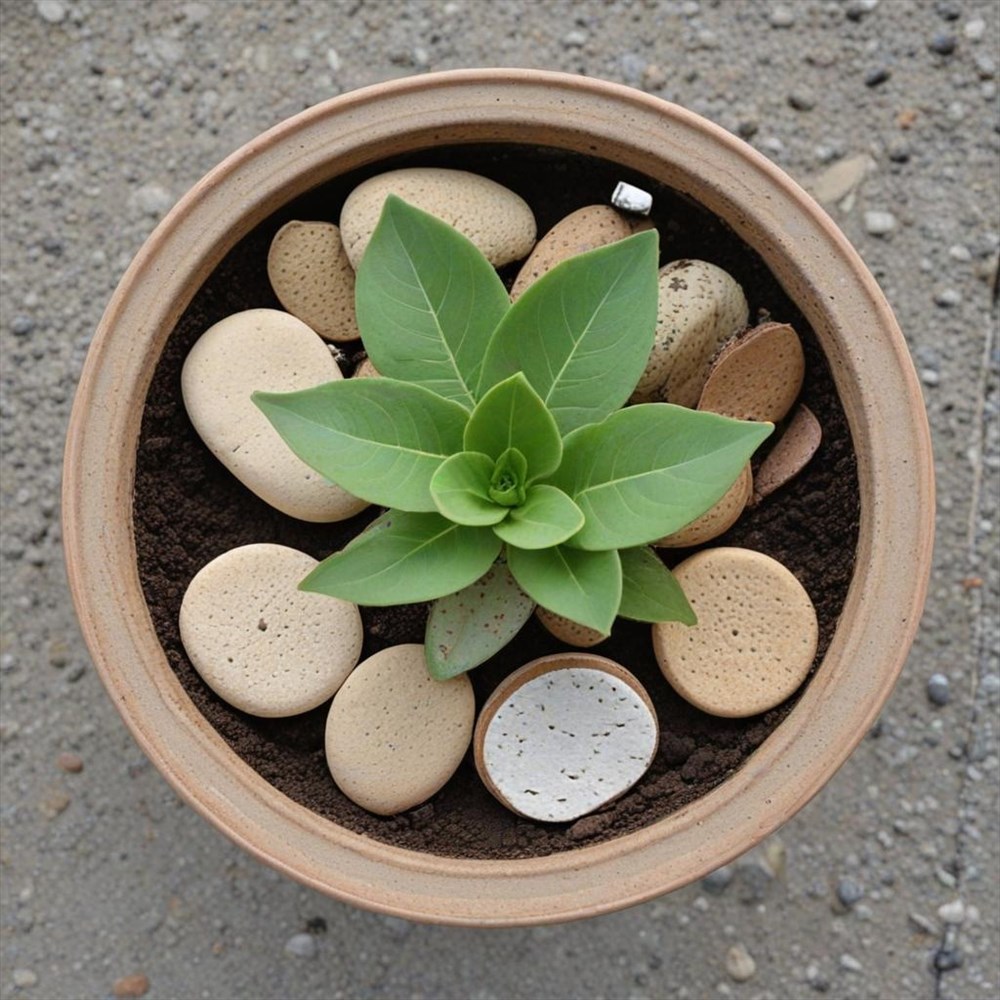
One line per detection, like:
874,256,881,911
865,67,891,87
11,315,35,336
948,244,972,262
789,90,816,111
964,19,986,42
975,54,996,80
36,0,66,24
284,932,318,959
737,859,774,903
769,6,795,28
934,0,961,20
12,969,38,988
927,673,951,705
934,947,962,971
620,53,646,85
920,368,940,387
929,33,957,56
836,877,864,908
701,864,735,894
839,954,863,973
934,288,961,307
562,29,588,48
864,210,897,236
888,139,911,162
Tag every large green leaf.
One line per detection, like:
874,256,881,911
425,559,536,680
618,546,696,625
430,451,506,526
506,544,622,635
301,510,502,605
355,196,511,408
464,373,562,479
550,404,773,550
253,378,469,512
492,485,583,550
477,231,659,434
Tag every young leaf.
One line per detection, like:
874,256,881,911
488,447,527,507
550,404,773,550
506,544,622,635
425,559,536,680
355,195,511,409
464,373,562,479
301,510,502,605
430,451,507,526
253,378,469,512
477,231,659,434
618,547,697,625
492,484,584,549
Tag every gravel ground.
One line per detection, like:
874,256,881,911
1,1,997,998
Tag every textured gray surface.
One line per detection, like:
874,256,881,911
1,1,998,998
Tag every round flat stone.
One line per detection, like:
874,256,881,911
179,544,363,718
325,644,474,815
474,654,658,823
653,547,817,718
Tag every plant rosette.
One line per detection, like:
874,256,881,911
253,196,773,681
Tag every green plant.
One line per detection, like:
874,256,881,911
254,197,772,678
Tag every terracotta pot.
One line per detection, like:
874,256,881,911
63,69,934,926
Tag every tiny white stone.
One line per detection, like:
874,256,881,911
937,899,966,925
284,933,318,959
864,210,897,236
610,181,653,216
12,969,38,988
839,954,863,973
964,19,986,42
948,244,972,262
36,0,65,23
725,944,757,982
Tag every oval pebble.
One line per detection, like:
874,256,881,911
179,544,363,718
698,321,805,423
631,260,749,407
751,404,822,505
656,464,752,548
340,168,536,269
325,644,474,815
653,548,817,718
267,220,360,342
181,309,368,522
510,205,637,300
474,654,658,822
535,606,606,648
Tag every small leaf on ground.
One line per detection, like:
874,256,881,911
425,559,536,680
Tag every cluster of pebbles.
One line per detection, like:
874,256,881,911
178,167,822,825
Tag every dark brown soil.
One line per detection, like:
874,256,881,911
133,145,860,859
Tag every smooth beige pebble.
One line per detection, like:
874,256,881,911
267,221,360,342
474,654,658,823
181,308,368,522
656,464,752,548
340,167,536,268
631,260,749,407
535,606,607,647
653,547,818,718
179,544,363,718
510,204,637,300
325,644,474,815
698,321,805,423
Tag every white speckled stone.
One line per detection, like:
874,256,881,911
474,654,658,822
179,544,363,718
325,644,474,815
339,167,536,269
181,308,368,522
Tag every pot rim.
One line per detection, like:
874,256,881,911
62,68,934,926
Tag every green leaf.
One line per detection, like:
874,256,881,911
550,404,773,550
253,378,469,512
506,544,621,635
425,559,536,680
355,195,511,408
477,231,659,434
430,452,507,526
492,485,584,549
488,447,527,507
464,373,562,479
618,546,697,625
301,510,502,605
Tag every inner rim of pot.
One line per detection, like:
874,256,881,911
133,143,860,860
